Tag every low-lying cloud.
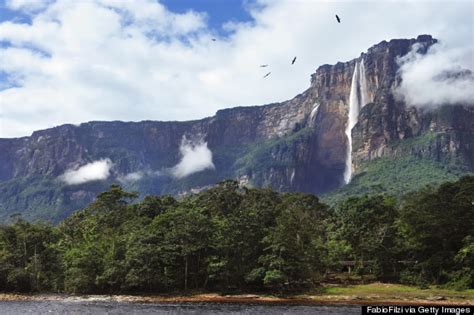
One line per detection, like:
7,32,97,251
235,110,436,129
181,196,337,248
117,170,163,184
117,171,144,183
170,136,215,179
59,158,113,185
396,43,474,109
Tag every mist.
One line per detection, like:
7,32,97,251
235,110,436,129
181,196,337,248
59,159,113,185
170,136,215,179
396,42,474,109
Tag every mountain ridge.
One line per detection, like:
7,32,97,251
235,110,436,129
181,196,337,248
1,34,472,222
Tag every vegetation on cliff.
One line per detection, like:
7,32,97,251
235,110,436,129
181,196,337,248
0,176,472,294
323,156,470,206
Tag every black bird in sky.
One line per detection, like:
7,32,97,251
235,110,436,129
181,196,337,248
260,64,268,67
335,14,341,23
291,56,297,65
211,38,216,41
263,72,271,78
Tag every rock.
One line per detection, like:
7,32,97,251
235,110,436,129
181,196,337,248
0,35,472,222
351,295,363,300
426,296,447,301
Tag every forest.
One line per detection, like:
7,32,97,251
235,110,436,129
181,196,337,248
0,176,472,294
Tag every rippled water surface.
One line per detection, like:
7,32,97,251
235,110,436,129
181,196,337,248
0,301,360,314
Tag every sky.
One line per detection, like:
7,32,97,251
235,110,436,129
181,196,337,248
0,0,473,138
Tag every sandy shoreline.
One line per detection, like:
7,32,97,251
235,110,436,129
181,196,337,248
0,293,472,306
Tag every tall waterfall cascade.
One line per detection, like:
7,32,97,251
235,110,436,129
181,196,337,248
310,102,320,123
343,59,369,184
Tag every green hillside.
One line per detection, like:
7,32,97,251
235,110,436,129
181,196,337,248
323,156,470,206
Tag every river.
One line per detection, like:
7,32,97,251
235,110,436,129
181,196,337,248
0,301,360,314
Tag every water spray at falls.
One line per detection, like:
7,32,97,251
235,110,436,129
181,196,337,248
344,59,369,184
310,102,320,123
359,61,369,108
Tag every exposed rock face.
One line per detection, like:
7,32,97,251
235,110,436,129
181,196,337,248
0,35,472,222
351,35,473,171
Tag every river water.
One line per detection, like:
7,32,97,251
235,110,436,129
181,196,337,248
0,301,360,314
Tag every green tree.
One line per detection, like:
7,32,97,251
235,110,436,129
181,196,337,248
149,201,212,290
0,220,61,292
205,186,281,289
58,185,138,293
398,176,474,284
335,195,398,279
260,193,329,289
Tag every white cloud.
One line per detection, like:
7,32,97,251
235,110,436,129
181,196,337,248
0,0,473,137
59,159,113,185
117,170,163,183
170,136,215,179
117,171,144,183
395,43,474,109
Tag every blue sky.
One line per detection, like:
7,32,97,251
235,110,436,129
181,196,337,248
0,0,257,32
0,0,256,91
0,0,472,138
161,0,255,34
0,1,29,23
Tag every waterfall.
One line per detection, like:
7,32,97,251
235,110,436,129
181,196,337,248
343,59,369,184
310,102,320,123
359,61,369,108
343,63,360,184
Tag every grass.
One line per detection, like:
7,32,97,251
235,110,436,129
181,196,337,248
386,131,438,151
0,282,472,305
0,175,111,223
234,127,314,186
320,283,474,298
324,125,473,206
322,156,471,206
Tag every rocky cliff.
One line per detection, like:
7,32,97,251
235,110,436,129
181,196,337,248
1,35,472,222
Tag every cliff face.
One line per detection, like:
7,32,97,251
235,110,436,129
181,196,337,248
351,36,473,171
1,35,472,222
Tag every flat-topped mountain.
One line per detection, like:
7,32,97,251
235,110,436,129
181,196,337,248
1,35,472,222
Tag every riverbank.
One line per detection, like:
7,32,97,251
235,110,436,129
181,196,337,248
0,283,472,306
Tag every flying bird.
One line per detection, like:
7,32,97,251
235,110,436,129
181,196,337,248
291,56,297,65
260,64,268,67
335,15,341,23
263,72,271,78
211,38,216,41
